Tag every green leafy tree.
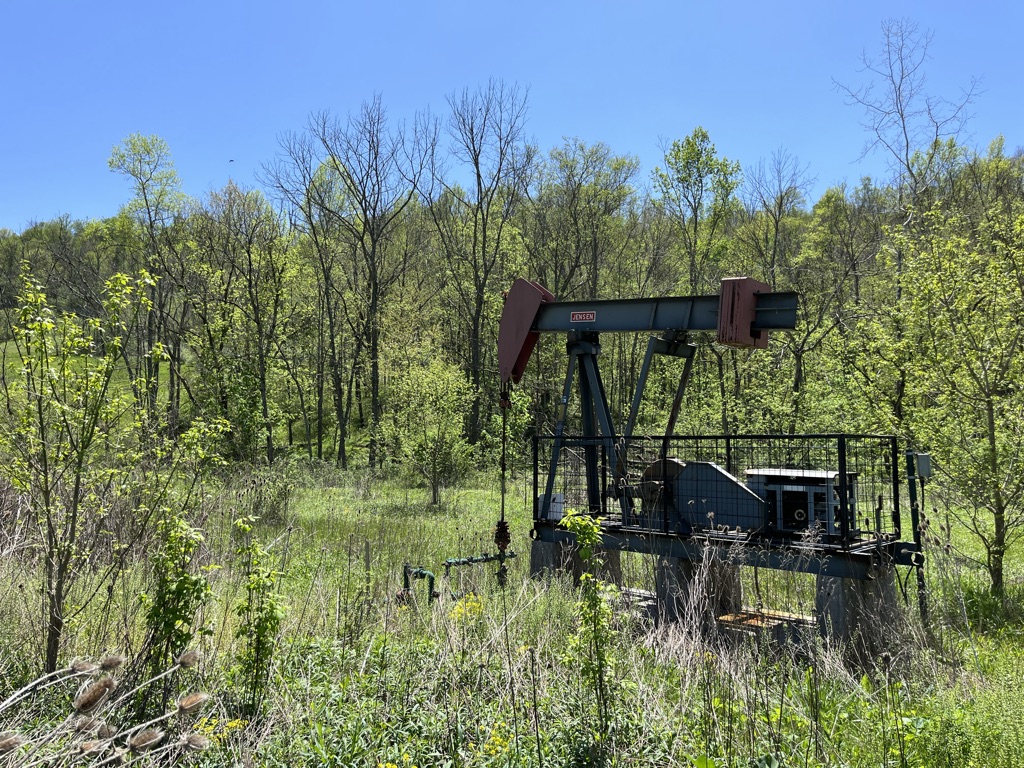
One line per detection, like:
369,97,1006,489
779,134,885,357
108,134,190,424
192,182,291,465
653,126,741,294
900,191,1024,595
383,354,475,505
0,270,210,671
521,138,639,300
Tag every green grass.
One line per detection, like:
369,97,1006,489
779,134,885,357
3,466,1024,767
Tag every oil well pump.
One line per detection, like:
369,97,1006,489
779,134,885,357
497,277,926,651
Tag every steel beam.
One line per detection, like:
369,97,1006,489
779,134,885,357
533,292,798,334
531,522,920,581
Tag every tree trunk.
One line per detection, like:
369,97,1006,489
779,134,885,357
987,395,1007,596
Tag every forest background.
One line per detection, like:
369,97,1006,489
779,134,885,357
2,18,1024,767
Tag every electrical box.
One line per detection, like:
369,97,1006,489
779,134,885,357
537,492,565,521
915,452,933,479
745,469,858,539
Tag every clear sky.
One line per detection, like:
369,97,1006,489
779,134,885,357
1,1,1021,233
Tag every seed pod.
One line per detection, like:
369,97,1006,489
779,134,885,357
129,728,164,753
176,650,203,669
0,733,24,753
99,655,126,672
181,733,212,751
79,740,107,756
73,676,116,712
176,692,211,715
73,716,101,733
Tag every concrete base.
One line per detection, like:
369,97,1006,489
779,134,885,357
530,539,622,583
816,566,900,662
529,539,563,576
655,553,742,626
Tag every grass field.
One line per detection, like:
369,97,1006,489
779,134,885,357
3,464,1024,767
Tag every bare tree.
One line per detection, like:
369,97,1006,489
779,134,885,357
263,131,364,467
307,97,427,468
835,19,978,432
739,148,812,289
421,79,534,442
835,18,978,207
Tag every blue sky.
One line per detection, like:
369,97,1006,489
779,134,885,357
1,1,1021,233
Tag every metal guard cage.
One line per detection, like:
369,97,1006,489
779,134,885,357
532,434,919,578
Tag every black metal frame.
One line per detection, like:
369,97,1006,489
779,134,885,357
532,432,922,581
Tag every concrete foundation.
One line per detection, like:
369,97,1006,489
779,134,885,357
533,539,903,661
816,566,900,662
530,539,622,583
655,554,742,626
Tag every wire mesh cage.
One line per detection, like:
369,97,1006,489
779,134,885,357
534,434,902,545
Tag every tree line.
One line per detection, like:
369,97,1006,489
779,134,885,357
1,23,1023,594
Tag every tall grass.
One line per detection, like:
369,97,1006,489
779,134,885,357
2,464,1024,766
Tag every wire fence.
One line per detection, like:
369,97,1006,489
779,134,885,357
534,433,902,544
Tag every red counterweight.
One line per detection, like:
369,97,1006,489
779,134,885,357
717,277,771,348
498,278,555,385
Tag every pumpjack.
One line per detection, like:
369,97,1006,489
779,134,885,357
497,277,926,600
